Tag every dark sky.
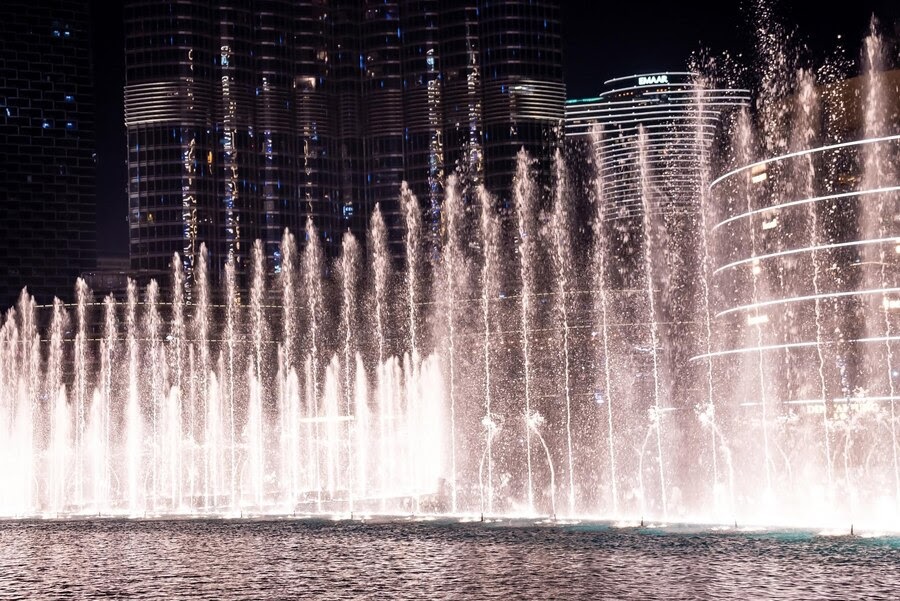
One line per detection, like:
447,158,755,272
90,0,126,257
562,0,900,98
89,1,900,257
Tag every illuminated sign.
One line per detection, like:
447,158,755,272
638,75,668,86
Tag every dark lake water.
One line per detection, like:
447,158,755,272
0,517,897,599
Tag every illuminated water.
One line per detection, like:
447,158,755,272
0,19,898,531
0,519,896,599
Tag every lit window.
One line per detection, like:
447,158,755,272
747,314,768,325
750,163,767,184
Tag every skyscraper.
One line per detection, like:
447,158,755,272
0,0,96,306
565,72,749,286
352,0,565,251
125,0,564,279
476,0,565,200
125,1,339,285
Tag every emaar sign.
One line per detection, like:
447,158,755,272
638,75,668,86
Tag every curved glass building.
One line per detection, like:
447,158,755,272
708,70,900,412
565,73,749,292
126,0,565,276
125,0,340,286
566,72,750,222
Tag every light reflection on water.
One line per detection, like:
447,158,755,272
0,519,897,599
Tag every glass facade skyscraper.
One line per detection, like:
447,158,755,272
125,1,339,284
0,0,96,306
565,72,750,287
125,0,564,278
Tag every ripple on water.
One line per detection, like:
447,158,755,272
0,520,898,600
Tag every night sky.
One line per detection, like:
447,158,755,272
90,0,900,257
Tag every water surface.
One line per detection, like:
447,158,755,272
0,519,896,599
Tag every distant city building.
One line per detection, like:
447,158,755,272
81,255,131,298
125,0,564,280
566,72,750,222
565,72,749,288
565,72,750,414
0,0,96,306
709,69,900,409
125,1,339,286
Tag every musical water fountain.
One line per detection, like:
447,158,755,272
0,23,898,533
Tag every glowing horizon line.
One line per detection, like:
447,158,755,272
713,233,900,274
709,134,900,189
691,333,900,361
711,185,900,232
716,287,900,318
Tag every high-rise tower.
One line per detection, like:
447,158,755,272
125,0,564,276
0,0,96,306
125,0,338,284
565,72,750,286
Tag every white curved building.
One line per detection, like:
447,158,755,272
707,70,900,413
566,72,750,222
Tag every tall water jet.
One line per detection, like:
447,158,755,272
186,343,197,508
125,279,142,513
590,130,618,515
195,244,211,508
793,70,833,492
735,109,773,494
478,185,500,514
206,369,222,509
370,204,390,367
97,294,116,511
73,278,89,507
279,230,299,506
248,240,267,508
354,353,369,500
550,150,577,516
339,232,360,511
513,150,537,513
145,280,166,509
369,204,390,511
637,128,668,519
281,229,298,376
402,352,420,511
377,358,400,506
0,307,22,513
224,255,238,508
170,254,185,508
861,22,900,504
323,356,341,498
47,298,67,514
17,291,39,512
281,363,300,510
401,183,423,358
304,219,325,509
693,83,723,510
401,183,424,513
440,175,464,512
